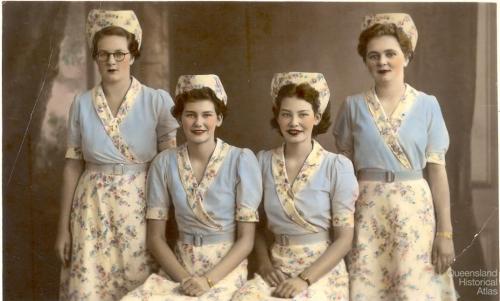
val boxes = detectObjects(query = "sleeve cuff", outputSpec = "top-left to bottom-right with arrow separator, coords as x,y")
65,147 -> 83,160
332,211 -> 354,228
146,207 -> 169,220
426,152 -> 446,165
235,205 -> 259,222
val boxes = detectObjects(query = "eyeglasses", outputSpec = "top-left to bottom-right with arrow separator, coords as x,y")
96,51 -> 130,62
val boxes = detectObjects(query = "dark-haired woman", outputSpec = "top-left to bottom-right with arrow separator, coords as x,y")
334,14 -> 457,300
121,74 -> 262,301
232,72 -> 358,301
55,9 -> 179,300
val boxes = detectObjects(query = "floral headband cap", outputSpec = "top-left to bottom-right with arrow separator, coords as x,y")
362,13 -> 418,51
86,9 -> 142,50
175,75 -> 228,105
270,72 -> 330,114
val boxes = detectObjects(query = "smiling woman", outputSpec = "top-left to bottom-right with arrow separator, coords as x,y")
121,74 -> 263,301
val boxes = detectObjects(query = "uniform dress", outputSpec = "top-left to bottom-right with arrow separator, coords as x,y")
333,84 -> 457,300
121,138 -> 262,301
59,77 -> 179,301
232,140 -> 359,301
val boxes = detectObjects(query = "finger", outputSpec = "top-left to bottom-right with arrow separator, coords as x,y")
64,243 -> 71,265
283,284 -> 294,298
270,272 -> 282,285
431,244 -> 437,266
437,256 -> 444,274
275,270 -> 288,282
273,283 -> 285,297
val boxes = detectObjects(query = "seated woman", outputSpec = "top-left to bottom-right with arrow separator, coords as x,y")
232,72 -> 358,301
121,74 -> 263,300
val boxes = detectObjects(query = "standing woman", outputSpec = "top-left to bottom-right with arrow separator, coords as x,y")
55,9 -> 179,300
334,14 -> 457,300
233,72 -> 358,301
121,74 -> 262,301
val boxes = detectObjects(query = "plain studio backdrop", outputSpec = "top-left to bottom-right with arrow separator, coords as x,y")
3,2 -> 498,300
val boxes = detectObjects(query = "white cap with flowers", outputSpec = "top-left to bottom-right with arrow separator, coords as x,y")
270,72 -> 330,114
86,9 -> 143,50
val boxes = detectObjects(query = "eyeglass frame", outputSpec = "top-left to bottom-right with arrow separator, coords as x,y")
95,51 -> 130,62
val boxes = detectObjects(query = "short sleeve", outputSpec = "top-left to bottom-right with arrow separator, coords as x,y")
333,98 -> 354,158
65,95 -> 83,160
426,97 -> 449,165
146,153 -> 171,220
331,155 -> 359,228
235,149 -> 263,222
156,90 -> 179,150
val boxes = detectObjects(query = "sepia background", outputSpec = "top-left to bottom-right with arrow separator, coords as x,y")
3,2 -> 498,300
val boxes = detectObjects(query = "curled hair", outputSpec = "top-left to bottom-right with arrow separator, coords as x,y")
357,23 -> 414,62
271,83 -> 331,137
172,87 -> 228,119
92,26 -> 140,59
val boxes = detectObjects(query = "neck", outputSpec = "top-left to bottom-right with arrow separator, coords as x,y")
187,138 -> 217,161
102,76 -> 132,99
374,76 -> 406,101
284,139 -> 313,160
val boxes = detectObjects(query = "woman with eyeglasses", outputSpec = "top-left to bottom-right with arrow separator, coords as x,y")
55,9 -> 179,300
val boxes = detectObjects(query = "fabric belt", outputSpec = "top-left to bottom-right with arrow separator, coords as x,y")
274,231 -> 330,246
357,168 -> 423,183
178,232 -> 235,247
86,162 -> 149,175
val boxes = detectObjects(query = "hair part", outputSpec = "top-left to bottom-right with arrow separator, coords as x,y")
92,26 -> 140,59
271,83 -> 331,137
357,23 -> 413,62
172,87 -> 228,120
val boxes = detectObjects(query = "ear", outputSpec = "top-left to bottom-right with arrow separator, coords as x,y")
216,114 -> 223,127
129,56 -> 135,66
404,58 -> 409,67
314,112 -> 322,126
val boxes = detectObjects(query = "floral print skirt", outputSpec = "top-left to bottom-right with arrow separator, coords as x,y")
232,241 -> 349,301
121,241 -> 248,301
348,179 -> 457,301
59,169 -> 156,301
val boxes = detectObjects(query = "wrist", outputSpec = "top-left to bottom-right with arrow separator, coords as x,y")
435,231 -> 453,240
298,272 -> 312,286
204,275 -> 214,288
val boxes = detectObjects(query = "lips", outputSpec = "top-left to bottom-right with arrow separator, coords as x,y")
377,70 -> 390,74
191,129 -> 206,135
287,129 -> 302,136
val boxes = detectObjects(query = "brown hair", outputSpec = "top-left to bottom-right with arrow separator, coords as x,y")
172,87 -> 228,119
271,83 -> 331,137
92,26 -> 140,59
357,23 -> 413,62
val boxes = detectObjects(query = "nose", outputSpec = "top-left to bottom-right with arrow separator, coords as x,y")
106,53 -> 117,64
194,115 -> 203,126
289,114 -> 299,126
377,55 -> 388,66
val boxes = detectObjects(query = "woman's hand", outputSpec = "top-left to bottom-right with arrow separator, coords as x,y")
432,236 -> 455,274
55,228 -> 71,267
180,276 -> 211,297
272,277 -> 308,298
258,265 -> 289,287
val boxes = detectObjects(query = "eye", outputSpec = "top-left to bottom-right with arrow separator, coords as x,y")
368,54 -> 379,60
299,113 -> 309,118
386,52 -> 396,58
280,112 -> 291,118
203,113 -> 214,118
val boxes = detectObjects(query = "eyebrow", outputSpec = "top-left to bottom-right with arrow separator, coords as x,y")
367,49 -> 397,55
280,109 -> 311,113
184,110 -> 215,114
